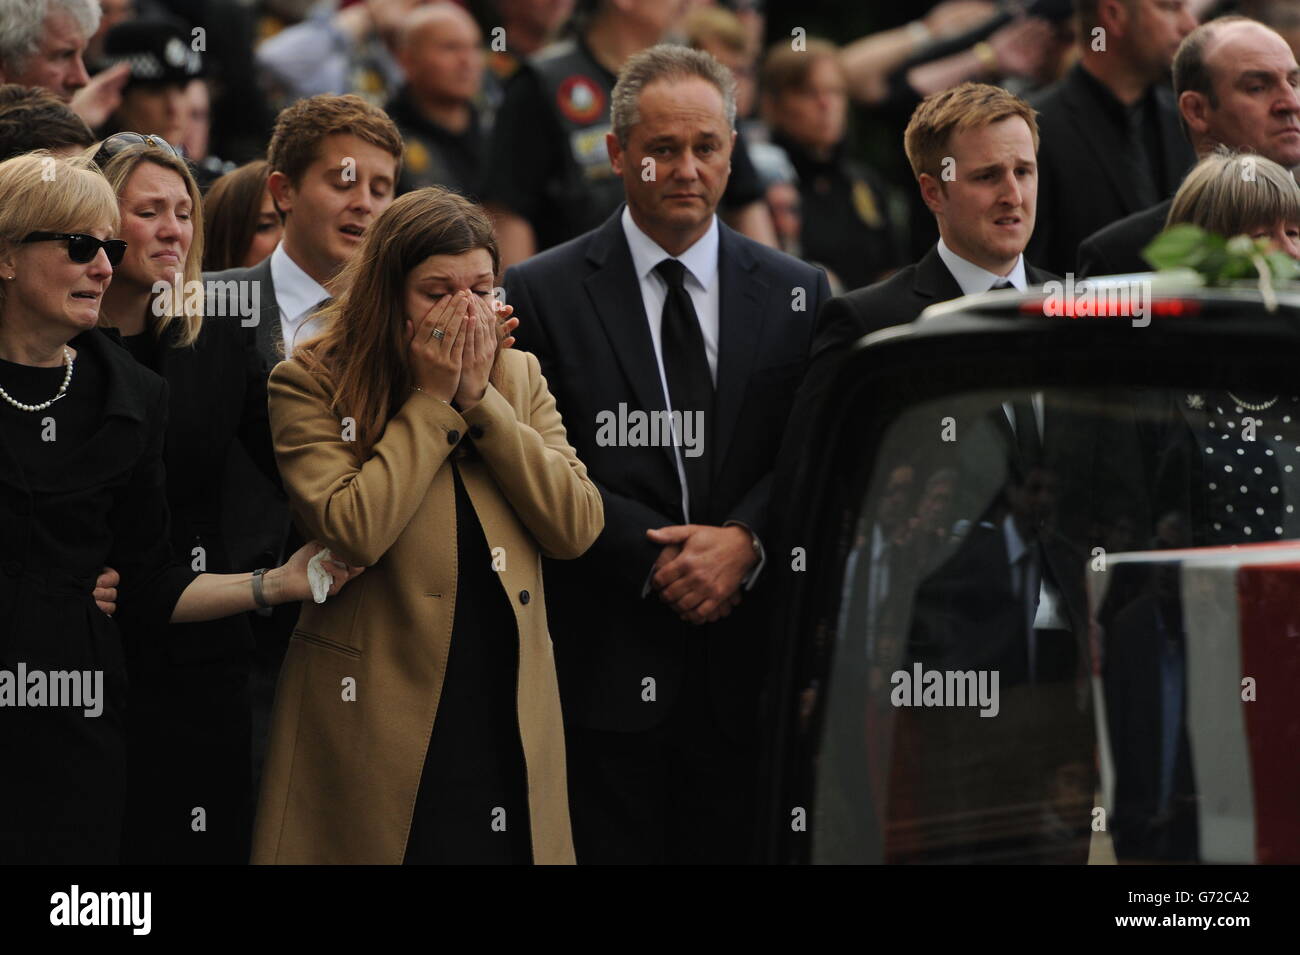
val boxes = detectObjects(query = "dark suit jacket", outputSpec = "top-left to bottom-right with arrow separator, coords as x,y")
106,315 -> 277,663
507,207 -> 831,737
811,245 -> 1057,361
784,247 -> 1055,489
1028,64 -> 1194,276
1077,199 -> 1174,278
203,257 -> 292,572
106,314 -> 273,865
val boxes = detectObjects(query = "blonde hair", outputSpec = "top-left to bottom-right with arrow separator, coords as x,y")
94,143 -> 205,346
904,82 -> 1040,182
0,151 -> 119,318
1166,148 -> 1300,238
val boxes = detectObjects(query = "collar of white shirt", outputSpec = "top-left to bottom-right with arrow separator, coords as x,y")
936,237 -> 1028,296
269,243 -> 330,356
621,205 -> 719,292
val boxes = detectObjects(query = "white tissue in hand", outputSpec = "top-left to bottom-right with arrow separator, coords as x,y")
306,548 -> 335,604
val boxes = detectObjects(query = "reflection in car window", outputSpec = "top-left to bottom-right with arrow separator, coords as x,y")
810,386 -> 1300,864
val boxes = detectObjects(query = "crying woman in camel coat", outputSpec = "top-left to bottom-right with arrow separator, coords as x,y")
252,188 -> 603,865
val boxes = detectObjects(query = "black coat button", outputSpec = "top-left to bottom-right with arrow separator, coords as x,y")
519,590 -> 530,605
2,560 -> 21,577
469,424 -> 484,439
447,429 -> 460,444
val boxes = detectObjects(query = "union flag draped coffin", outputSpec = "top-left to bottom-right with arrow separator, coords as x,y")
1089,542 -> 1300,863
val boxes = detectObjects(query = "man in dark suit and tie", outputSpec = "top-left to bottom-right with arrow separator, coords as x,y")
1077,16 -> 1300,277
1026,0 -> 1198,275
799,83 -> 1054,436
507,44 -> 830,864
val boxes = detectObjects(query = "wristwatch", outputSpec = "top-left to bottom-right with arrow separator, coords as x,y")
251,567 -> 271,609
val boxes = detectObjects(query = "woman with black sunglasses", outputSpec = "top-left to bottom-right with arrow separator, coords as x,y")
0,152 -> 363,865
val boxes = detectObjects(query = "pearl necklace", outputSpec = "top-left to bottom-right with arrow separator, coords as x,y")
1227,390 -> 1279,412
0,347 -> 74,412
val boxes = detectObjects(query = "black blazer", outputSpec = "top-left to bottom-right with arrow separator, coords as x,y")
108,314 -> 279,664
0,328 -> 197,863
203,257 -> 293,572
787,247 -> 1055,473
507,207 -> 831,737
1076,198 -> 1174,278
1028,64 -> 1194,276
810,245 -> 1057,360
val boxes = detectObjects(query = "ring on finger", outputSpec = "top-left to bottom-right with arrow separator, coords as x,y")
431,328 -> 445,341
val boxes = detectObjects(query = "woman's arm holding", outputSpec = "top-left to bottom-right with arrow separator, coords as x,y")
169,539 -> 359,622
459,348 -> 604,560
269,358 -> 464,567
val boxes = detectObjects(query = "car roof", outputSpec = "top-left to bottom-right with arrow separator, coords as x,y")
916,272 -> 1300,323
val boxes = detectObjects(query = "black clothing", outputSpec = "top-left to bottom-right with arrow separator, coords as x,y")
784,247 -> 1054,485
482,34 -> 764,253
1077,198 -> 1174,278
1103,592 -> 1199,861
507,207 -> 829,862
1151,391 -> 1300,547
1029,64 -> 1194,275
0,330 -> 196,863
773,132 -> 902,291
387,85 -> 485,197
655,258 -> 715,519
114,315 -> 275,865
404,463 -> 531,864
202,259 -> 298,810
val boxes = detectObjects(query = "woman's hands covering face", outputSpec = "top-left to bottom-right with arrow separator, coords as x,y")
405,290 -> 469,403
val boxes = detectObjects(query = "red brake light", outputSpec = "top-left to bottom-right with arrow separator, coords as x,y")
1018,298 -> 1203,318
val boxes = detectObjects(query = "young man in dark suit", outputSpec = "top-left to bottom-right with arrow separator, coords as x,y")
808,82 -> 1054,388
203,93 -> 403,798
1027,0 -> 1198,275
507,44 -> 830,864
1077,16 -> 1300,277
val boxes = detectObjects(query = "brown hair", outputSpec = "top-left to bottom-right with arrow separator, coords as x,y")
0,84 -> 95,161
94,142 -> 205,346
266,93 -> 404,189
1166,147 -> 1300,237
293,186 -> 500,458
760,38 -> 840,99
903,82 -> 1040,182
203,159 -> 272,271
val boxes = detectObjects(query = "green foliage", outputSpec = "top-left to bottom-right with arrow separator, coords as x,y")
1143,224 -> 1300,284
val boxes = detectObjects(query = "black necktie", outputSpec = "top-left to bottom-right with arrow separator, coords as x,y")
655,259 -> 713,522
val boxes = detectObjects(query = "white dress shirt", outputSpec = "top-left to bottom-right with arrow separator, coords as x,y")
935,236 -> 1029,297
620,208 -> 765,594
621,206 -> 720,522
270,243 -> 331,359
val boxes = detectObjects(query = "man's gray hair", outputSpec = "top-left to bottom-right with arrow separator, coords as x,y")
0,0 -> 100,75
611,44 -> 736,147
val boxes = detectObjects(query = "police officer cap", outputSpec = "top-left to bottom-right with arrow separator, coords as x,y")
103,18 -> 205,90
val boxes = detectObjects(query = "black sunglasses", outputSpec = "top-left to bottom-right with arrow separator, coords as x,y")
22,232 -> 127,267
92,132 -> 181,168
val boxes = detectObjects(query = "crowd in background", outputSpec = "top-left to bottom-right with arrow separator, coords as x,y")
7,0 -> 1295,290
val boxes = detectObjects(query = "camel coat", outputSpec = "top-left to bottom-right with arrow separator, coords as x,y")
251,349 -> 603,864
